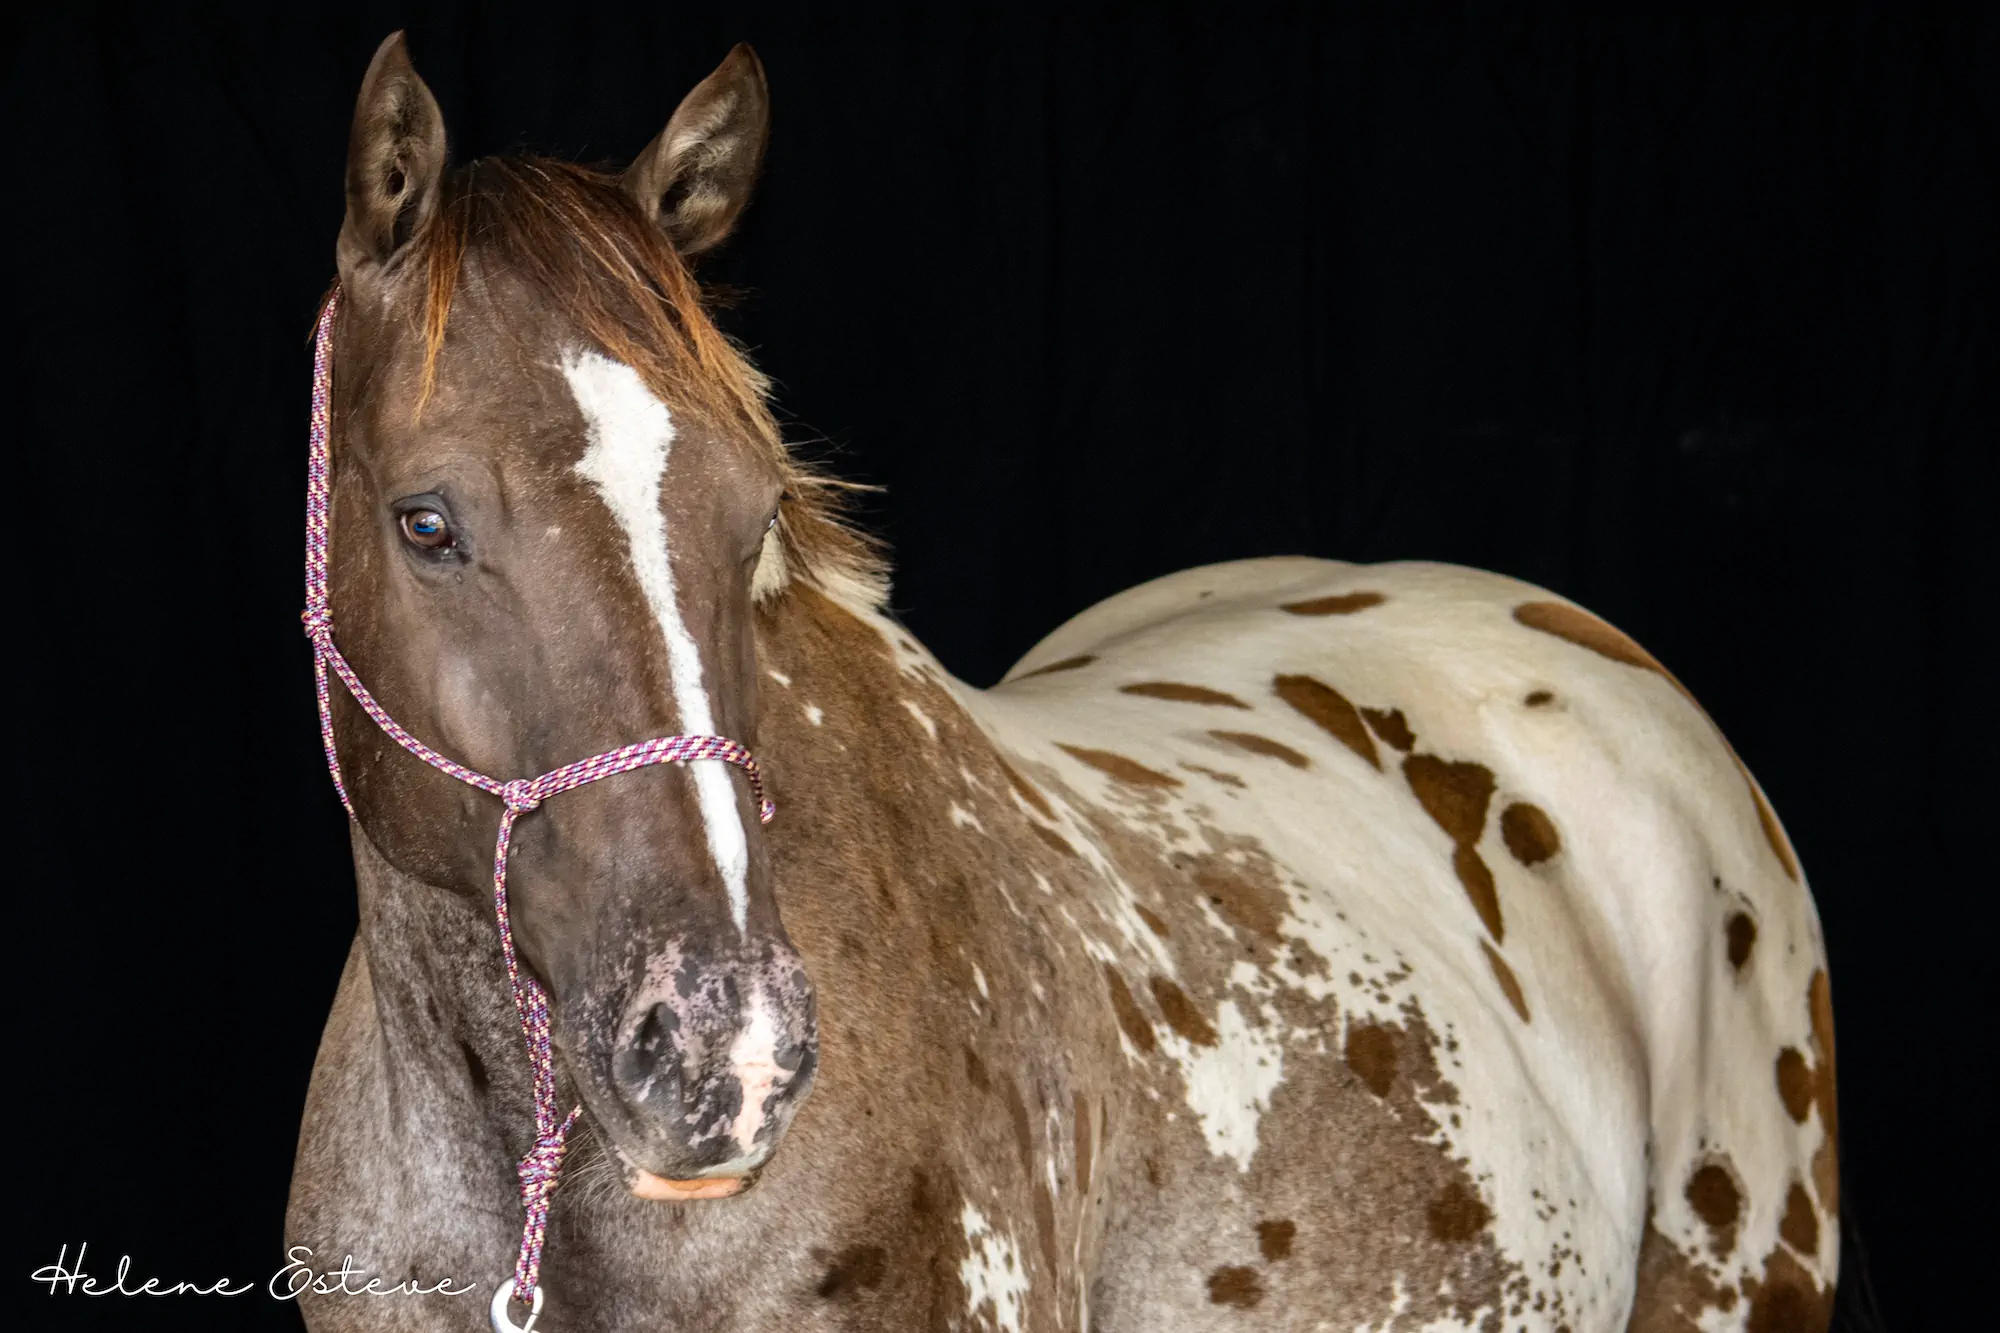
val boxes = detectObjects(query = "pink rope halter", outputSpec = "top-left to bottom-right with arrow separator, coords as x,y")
302,289 -> 775,1331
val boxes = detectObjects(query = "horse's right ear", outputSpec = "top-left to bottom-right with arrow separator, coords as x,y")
336,33 -> 447,283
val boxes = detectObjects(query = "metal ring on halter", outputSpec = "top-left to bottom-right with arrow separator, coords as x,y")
490,1276 -> 544,1333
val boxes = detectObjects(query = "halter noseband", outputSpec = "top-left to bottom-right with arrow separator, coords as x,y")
303,288 -> 774,1332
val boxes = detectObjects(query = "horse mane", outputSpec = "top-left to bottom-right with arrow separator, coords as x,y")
413,154 -> 887,612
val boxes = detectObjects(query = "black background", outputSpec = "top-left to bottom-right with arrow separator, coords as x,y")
7,4 -> 1990,1329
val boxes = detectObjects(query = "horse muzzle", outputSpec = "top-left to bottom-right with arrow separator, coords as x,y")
596,944 -> 819,1190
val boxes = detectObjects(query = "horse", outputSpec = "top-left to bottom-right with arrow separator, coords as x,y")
287,34 -> 1841,1333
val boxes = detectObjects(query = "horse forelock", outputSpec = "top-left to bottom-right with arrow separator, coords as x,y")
406,154 -> 886,615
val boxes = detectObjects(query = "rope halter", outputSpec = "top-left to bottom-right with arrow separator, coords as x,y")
303,288 -> 775,1333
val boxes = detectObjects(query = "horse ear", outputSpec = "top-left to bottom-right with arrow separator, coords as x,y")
621,44 -> 769,257
337,32 -> 447,281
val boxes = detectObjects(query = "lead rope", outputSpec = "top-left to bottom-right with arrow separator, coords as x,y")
302,289 -> 775,1332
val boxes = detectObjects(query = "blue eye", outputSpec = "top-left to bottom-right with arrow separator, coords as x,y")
400,509 -> 454,550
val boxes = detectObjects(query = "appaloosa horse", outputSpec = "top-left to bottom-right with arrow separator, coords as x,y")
288,34 -> 1841,1333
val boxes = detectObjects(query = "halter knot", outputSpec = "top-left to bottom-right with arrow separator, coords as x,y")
517,1131 -> 570,1198
301,603 -> 333,640
501,779 -> 543,813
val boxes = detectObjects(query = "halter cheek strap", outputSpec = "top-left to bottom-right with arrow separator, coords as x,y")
303,288 -> 774,1331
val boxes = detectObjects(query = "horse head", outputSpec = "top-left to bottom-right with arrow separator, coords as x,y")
323,34 -> 824,1197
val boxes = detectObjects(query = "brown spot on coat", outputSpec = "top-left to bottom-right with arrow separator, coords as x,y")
1103,967 -> 1155,1053
1454,846 -> 1505,941
1015,653 -> 1096,679
1812,1127 -> 1840,1220
1808,970 -> 1836,1072
1807,969 -> 1840,1213
1057,743 -> 1181,788
1499,802 -> 1561,865
1426,1180 -> 1493,1243
1514,601 -> 1801,882
1207,729 -> 1311,768
1256,1219 -> 1296,1261
995,756 -> 1055,819
1361,706 -> 1416,751
1405,754 -> 1504,939
1524,689 -> 1555,706
1119,680 -> 1250,708
1272,674 -> 1380,768
1779,1181 -> 1819,1256
1344,1022 -> 1399,1097
1004,1080 -> 1034,1175
1207,1266 -> 1264,1308
1194,867 -> 1285,942
1403,754 -> 1496,846
1150,975 -> 1218,1047
1280,590 -> 1385,616
1743,1245 -> 1832,1333
815,1244 -> 887,1298
1685,1161 -> 1742,1255
1181,762 -> 1246,788
1033,1181 -> 1060,1276
1514,600 -> 1667,673
1073,1094 -> 1093,1191
1030,823 -> 1080,860
1726,912 -> 1757,971
1775,1047 -> 1813,1123
1480,941 -> 1530,1022
1134,903 -> 1170,937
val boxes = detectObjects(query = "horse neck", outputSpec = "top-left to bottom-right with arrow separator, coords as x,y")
752,583 -> 980,802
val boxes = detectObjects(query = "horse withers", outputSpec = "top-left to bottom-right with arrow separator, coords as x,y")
288,34 -> 1841,1333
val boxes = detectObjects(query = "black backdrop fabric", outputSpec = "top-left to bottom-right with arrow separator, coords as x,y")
5,5 -> 1989,1328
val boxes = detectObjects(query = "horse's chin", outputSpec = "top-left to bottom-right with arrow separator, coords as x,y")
609,1139 -> 769,1202
572,1095 -> 777,1202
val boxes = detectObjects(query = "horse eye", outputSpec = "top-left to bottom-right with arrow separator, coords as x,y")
399,509 -> 454,550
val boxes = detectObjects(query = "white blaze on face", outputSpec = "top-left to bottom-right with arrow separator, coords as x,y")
564,351 -> 752,933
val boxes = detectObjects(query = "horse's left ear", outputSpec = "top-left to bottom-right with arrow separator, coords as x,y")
622,44 -> 770,257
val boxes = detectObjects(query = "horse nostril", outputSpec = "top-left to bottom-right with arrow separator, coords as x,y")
634,1004 -> 673,1059
774,1029 -> 816,1078
615,1002 -> 687,1103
